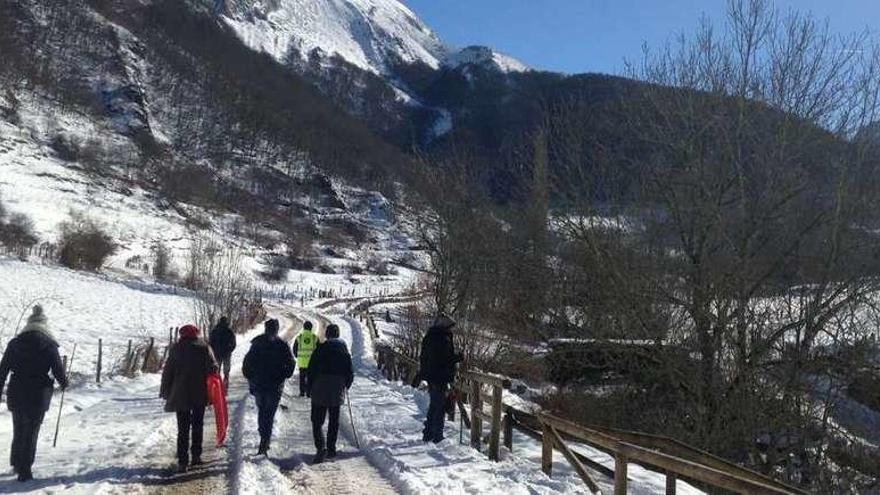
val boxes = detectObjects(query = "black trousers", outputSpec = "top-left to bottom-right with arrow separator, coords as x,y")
423,382 -> 448,443
253,390 -> 282,444
176,407 -> 205,465
311,404 -> 340,453
299,368 -> 310,397
10,409 -> 45,473
218,354 -> 232,387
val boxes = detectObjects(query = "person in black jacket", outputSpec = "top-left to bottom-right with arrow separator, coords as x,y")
0,305 -> 68,482
308,324 -> 353,463
208,316 -> 236,387
242,318 -> 294,455
418,314 -> 461,443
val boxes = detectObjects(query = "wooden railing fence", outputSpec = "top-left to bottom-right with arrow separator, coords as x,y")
360,311 -> 805,495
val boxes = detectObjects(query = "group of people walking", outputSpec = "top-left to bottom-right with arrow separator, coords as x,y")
0,305 -> 461,482
165,316 -> 354,471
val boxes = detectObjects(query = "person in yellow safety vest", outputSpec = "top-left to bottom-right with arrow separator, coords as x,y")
292,321 -> 318,397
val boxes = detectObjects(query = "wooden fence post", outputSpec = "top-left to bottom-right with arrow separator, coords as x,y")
470,380 -> 482,450
541,419 -> 553,477
96,338 -> 102,383
665,472 -> 677,495
125,339 -> 133,374
388,353 -> 397,381
142,337 -> 155,372
503,407 -> 513,452
614,452 -> 628,495
488,384 -> 503,461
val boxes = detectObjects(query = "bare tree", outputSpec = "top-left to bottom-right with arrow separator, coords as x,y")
548,1 -> 880,488
187,235 -> 259,333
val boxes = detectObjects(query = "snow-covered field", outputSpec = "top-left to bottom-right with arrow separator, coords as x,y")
0,260 -> 197,493
0,259 -> 194,376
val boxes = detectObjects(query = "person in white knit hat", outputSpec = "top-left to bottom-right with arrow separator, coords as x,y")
0,305 -> 68,482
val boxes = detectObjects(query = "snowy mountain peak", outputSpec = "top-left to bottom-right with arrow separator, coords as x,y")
218,0 -> 448,75
445,45 -> 529,73
218,0 -> 528,77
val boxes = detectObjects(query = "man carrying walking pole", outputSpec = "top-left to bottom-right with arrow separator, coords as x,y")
0,305 -> 68,482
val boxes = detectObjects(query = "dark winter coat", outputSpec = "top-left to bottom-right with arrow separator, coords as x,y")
242,334 -> 295,394
418,325 -> 461,385
209,321 -> 236,359
160,337 -> 217,412
0,330 -> 68,414
308,339 -> 354,408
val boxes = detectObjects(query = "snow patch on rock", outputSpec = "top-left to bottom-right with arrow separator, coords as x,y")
445,45 -> 530,73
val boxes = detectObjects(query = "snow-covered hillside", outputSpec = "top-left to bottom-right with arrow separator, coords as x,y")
222,0 -> 445,74
220,0 -> 527,77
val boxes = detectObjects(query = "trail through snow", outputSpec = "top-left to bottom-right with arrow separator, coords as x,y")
0,307 -> 403,494
0,295 -> 700,494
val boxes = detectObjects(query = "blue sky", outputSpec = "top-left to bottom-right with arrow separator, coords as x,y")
404,0 -> 880,75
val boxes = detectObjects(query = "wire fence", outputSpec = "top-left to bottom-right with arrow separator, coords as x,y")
0,242 -> 57,263
59,301 -> 268,383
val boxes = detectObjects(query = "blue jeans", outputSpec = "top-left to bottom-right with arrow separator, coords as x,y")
423,382 -> 448,443
253,390 -> 282,443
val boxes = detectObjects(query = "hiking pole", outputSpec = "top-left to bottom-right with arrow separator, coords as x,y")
53,342 -> 76,447
345,388 -> 361,449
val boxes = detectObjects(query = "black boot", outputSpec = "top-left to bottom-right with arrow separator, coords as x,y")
327,447 -> 337,459
16,468 -> 32,482
257,438 -> 269,455
313,450 -> 326,464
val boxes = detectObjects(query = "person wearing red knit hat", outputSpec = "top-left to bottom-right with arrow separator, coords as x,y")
160,324 -> 217,473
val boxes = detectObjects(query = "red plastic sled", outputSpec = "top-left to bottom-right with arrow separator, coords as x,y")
206,372 -> 228,446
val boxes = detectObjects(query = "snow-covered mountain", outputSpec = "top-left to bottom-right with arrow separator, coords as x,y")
219,0 -> 445,74
217,0 -> 527,77
445,45 -> 529,73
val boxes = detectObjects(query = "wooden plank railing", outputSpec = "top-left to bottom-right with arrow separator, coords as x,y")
360,311 -> 804,495
538,412 -> 805,495
456,368 -> 510,461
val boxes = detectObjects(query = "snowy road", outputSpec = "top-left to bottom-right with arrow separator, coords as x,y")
0,308 -> 404,494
